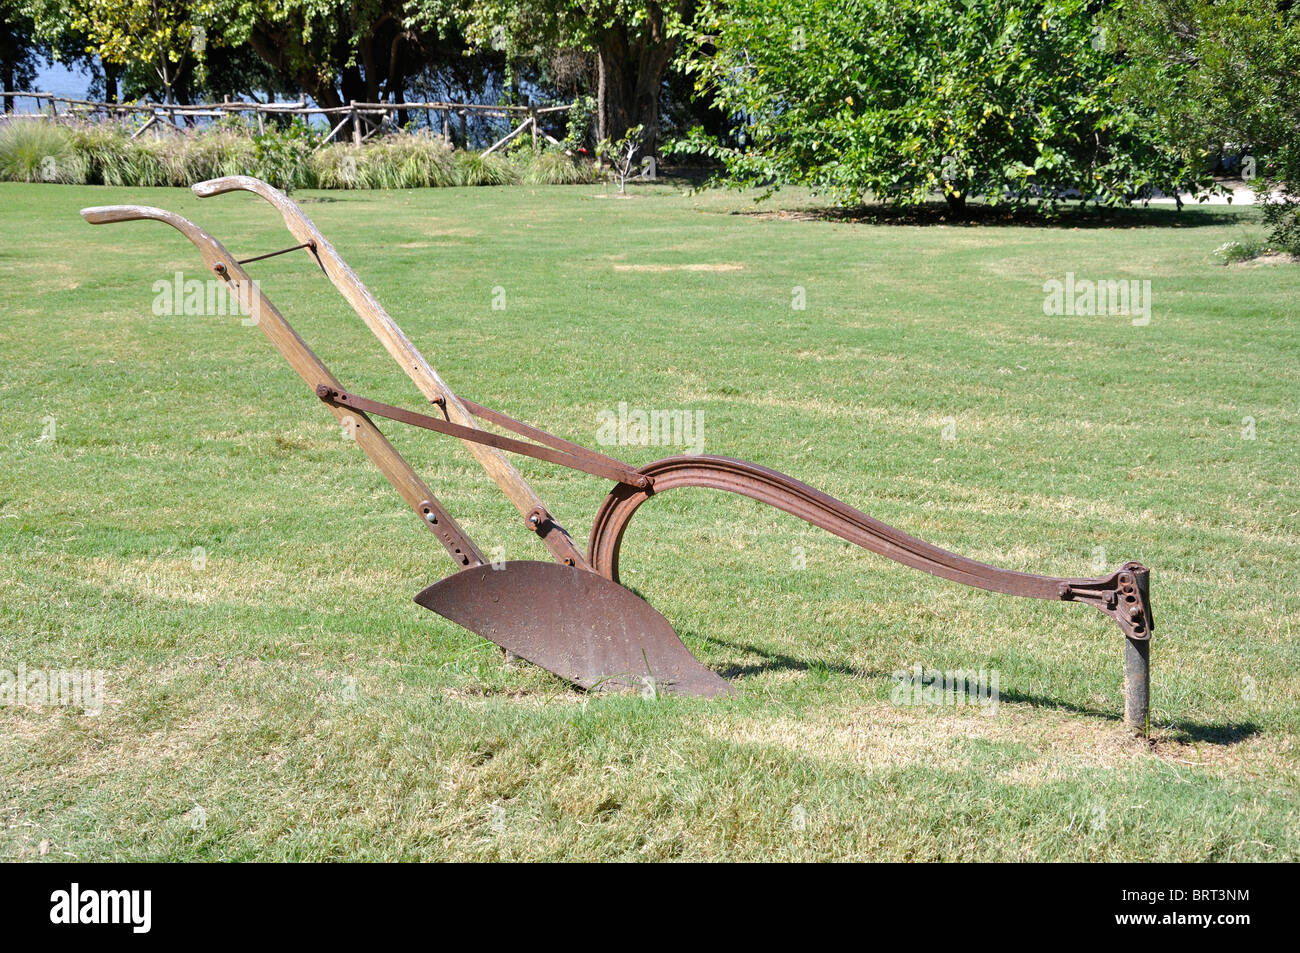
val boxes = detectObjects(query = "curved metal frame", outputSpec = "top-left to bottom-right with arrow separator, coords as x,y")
589,455 -> 1152,640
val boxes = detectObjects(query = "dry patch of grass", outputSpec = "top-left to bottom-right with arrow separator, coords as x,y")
705,701 -> 1285,781
612,263 -> 745,272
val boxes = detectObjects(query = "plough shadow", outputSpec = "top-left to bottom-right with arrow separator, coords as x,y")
701,634 -> 1260,747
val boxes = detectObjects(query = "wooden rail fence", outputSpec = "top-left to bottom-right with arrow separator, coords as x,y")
0,92 -> 574,152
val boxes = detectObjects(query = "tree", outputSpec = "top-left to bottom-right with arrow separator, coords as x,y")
597,122 -> 644,191
451,0 -> 696,155
1,0 -> 44,110
209,0 -> 464,129
676,0 -> 1208,212
58,0 -> 212,104
29,1 -> 141,103
1113,0 -> 1300,251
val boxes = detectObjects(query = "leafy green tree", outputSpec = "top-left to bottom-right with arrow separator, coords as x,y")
449,0 -> 696,155
209,0 -> 469,126
58,0 -> 213,104
1,0 -> 44,109
1113,0 -> 1300,250
676,0 -> 1207,212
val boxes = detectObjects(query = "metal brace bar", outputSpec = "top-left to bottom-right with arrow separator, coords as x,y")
238,240 -> 318,265
317,386 -> 650,489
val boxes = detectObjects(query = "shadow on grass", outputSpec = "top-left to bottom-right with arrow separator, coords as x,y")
732,199 -> 1251,230
1160,720 -> 1262,746
699,634 -> 886,681
703,636 -> 1262,747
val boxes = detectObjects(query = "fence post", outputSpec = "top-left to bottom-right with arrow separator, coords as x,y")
351,102 -> 361,147
529,105 -> 538,151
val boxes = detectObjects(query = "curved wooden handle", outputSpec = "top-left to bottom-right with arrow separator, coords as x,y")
82,205 -> 158,225
82,205 -> 230,275
80,202 -> 485,569
192,176 -> 589,569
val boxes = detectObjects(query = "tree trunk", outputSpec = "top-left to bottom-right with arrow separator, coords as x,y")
104,64 -> 119,105
341,65 -> 368,141
596,19 -> 676,157
596,53 -> 607,145
247,24 -> 343,117
359,35 -> 380,103
388,33 -> 409,127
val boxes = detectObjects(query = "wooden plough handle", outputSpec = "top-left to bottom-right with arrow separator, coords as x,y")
80,204 -> 485,570
191,176 -> 589,569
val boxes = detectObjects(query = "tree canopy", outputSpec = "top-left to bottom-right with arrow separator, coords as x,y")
676,0 -> 1211,211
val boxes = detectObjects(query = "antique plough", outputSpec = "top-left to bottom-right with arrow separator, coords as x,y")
81,177 -> 1154,726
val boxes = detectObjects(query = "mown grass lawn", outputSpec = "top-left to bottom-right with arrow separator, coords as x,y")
1,179 -> 1296,861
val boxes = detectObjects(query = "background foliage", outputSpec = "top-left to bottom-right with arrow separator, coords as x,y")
674,0 -> 1211,212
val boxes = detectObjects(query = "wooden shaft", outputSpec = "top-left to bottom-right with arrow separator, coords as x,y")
192,176 -> 589,568
80,204 -> 485,569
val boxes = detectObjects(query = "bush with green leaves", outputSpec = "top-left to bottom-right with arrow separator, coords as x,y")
675,0 -> 1208,212
1115,0 -> 1300,254
1261,202 -> 1300,257
563,96 -> 597,153
251,120 -> 318,191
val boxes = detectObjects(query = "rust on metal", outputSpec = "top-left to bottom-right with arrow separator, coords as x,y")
414,561 -> 732,697
237,240 -> 317,265
416,499 -> 477,567
587,454 -> 1152,646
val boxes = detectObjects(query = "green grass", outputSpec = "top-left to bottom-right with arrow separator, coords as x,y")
1,180 -> 1297,861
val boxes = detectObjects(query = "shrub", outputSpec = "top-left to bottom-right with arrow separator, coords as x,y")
312,143 -> 361,189
523,150 -> 594,185
1212,234 -> 1272,264
359,134 -> 456,188
251,120 -> 317,191
453,150 -> 520,186
0,120 -> 86,183
185,130 -> 257,182
1117,1 -> 1300,254
311,134 -> 456,188
677,0 -> 1206,212
0,119 -> 594,191
1260,200 -> 1300,257
66,123 -> 130,185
